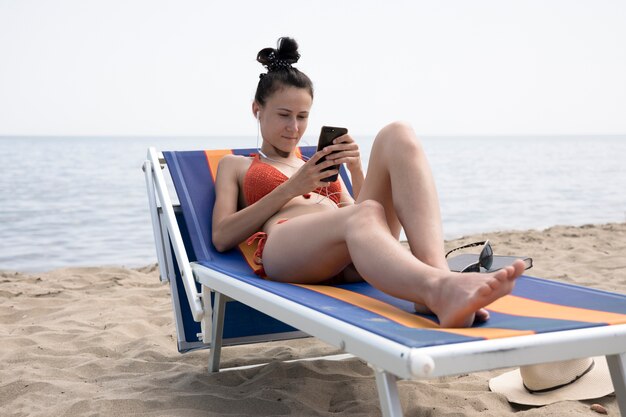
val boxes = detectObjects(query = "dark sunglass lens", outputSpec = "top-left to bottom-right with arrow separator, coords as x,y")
479,242 -> 494,270
461,262 -> 480,273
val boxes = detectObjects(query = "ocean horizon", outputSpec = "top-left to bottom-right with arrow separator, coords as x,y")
1,134 -> 625,272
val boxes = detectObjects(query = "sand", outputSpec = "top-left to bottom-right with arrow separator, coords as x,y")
1,223 -> 625,416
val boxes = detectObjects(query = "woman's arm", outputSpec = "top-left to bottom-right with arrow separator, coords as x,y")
212,156 -> 294,252
338,176 -> 355,206
348,165 -> 364,200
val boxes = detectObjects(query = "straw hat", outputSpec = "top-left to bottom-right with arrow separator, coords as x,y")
489,357 -> 614,406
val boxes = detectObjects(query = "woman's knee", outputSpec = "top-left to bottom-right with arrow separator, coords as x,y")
373,121 -> 423,156
381,120 -> 415,135
346,200 -> 386,231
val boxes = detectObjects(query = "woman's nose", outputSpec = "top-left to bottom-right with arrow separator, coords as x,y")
287,117 -> 298,132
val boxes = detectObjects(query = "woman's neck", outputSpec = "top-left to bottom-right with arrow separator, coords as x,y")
259,143 -> 302,168
261,143 -> 295,159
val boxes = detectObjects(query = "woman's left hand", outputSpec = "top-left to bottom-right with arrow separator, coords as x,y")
325,133 -> 363,176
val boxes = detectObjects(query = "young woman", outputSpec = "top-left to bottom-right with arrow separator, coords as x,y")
212,37 -> 525,328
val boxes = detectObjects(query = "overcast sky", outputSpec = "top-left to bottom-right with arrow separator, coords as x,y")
1,0 -> 625,137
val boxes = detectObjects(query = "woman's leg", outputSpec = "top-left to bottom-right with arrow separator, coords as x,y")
357,121 -> 447,268
357,122 -> 489,317
261,200 -> 524,327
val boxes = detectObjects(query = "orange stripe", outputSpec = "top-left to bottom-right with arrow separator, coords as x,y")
487,295 -> 626,325
204,149 -> 232,182
296,285 -> 534,339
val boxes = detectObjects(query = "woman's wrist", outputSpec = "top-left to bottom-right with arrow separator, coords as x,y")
275,180 -> 299,202
349,164 -> 364,181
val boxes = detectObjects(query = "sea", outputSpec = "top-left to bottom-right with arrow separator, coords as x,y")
1,135 -> 625,272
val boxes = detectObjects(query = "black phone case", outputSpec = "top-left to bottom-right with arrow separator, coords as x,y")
316,126 -> 347,182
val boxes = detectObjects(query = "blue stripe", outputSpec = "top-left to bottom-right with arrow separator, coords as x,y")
164,152 -> 211,261
514,275 -> 626,315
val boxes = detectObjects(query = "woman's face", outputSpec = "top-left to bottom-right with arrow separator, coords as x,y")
256,86 -> 312,154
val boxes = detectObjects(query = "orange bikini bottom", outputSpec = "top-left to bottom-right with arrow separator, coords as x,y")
245,219 -> 289,277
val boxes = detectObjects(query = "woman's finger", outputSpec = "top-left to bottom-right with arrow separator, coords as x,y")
323,141 -> 358,153
330,157 -> 359,165
314,158 -> 339,171
308,146 -> 336,164
332,133 -> 354,144
327,150 -> 360,161
314,170 -> 339,183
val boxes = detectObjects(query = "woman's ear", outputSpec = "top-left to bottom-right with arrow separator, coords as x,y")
252,102 -> 261,120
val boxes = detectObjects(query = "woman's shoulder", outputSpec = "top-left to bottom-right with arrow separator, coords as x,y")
216,153 -> 254,180
218,153 -> 253,168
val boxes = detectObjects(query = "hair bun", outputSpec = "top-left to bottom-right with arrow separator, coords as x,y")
257,37 -> 301,72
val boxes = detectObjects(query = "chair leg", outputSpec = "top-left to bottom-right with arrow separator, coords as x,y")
607,353 -> 626,416
208,292 -> 226,373
373,368 -> 403,417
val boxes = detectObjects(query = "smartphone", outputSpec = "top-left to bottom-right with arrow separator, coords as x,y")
316,126 -> 348,182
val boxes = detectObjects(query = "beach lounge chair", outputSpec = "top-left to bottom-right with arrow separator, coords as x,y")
143,146 -> 626,417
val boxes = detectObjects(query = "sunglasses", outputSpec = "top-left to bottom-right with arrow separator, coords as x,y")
445,240 -> 493,273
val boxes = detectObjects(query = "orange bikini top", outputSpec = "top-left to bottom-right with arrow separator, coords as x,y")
243,154 -> 342,206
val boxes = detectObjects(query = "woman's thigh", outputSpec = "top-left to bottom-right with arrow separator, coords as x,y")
261,207 -> 354,283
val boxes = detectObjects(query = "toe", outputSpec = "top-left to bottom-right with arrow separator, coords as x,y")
475,308 -> 490,322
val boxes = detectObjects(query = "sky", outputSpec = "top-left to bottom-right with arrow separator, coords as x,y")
1,0 -> 625,137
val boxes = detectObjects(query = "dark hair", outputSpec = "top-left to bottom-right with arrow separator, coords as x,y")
254,37 -> 314,106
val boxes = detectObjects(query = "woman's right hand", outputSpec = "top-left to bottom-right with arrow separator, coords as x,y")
284,148 -> 340,196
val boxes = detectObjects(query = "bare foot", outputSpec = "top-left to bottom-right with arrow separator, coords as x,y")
427,260 -> 525,328
414,303 -> 490,322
